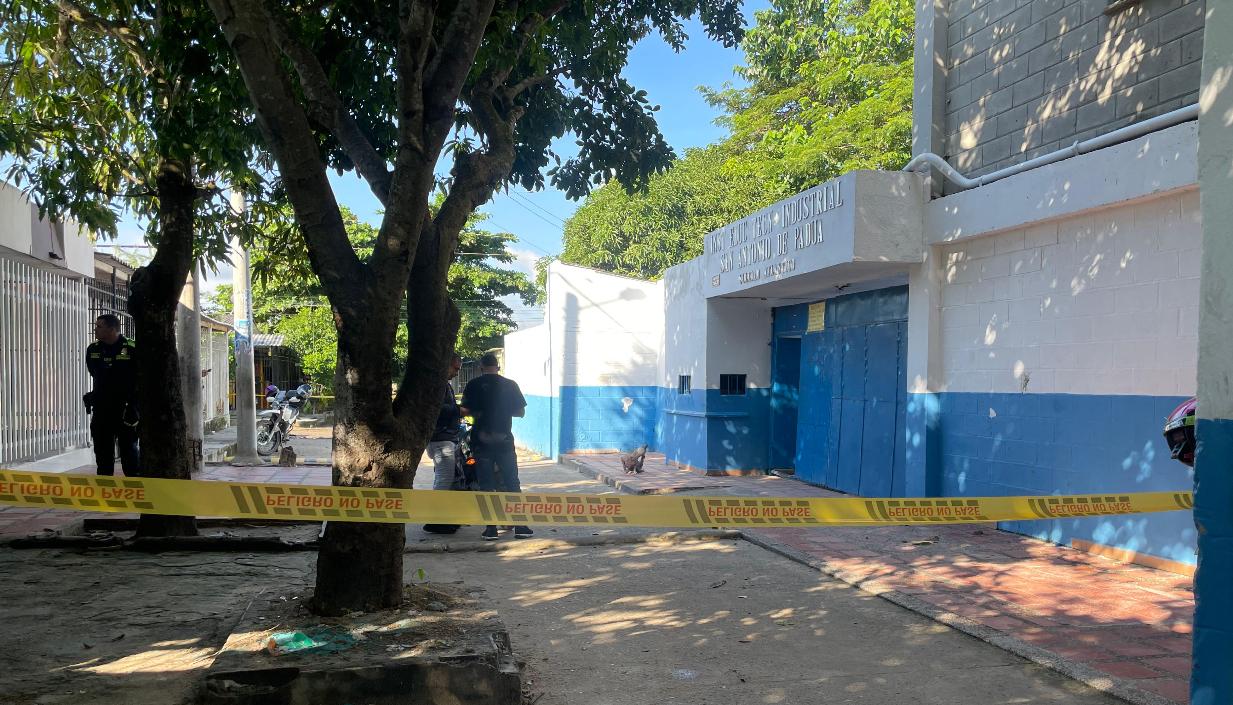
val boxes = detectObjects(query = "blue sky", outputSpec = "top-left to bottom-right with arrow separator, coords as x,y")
93,5 -> 770,326
113,6 -> 766,260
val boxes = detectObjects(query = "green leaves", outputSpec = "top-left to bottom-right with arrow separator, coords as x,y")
562,0 -> 914,278
232,207 -> 536,390
561,143 -> 787,278
0,0 -> 267,260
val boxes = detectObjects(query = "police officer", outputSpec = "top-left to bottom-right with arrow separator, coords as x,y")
84,314 -> 139,476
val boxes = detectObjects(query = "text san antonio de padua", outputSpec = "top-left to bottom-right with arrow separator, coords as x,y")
708,178 -> 843,290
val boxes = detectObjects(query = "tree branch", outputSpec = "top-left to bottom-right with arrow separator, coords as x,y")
56,0 -> 153,75
421,0 -> 497,149
494,0 -> 569,87
206,0 -> 366,310
264,2 -> 394,207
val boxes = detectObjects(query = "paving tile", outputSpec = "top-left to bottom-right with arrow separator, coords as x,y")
1136,677 -> 1191,703
1093,660 -> 1166,679
1141,656 -> 1192,677
566,452 -> 1197,701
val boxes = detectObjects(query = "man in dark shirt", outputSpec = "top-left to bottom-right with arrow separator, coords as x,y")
84,314 -> 139,476
460,352 -> 529,540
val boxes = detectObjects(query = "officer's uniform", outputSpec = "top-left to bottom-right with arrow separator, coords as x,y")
85,336 -> 139,475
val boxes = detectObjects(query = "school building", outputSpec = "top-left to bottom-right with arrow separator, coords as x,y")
508,0 -> 1205,567
507,2 -> 1231,698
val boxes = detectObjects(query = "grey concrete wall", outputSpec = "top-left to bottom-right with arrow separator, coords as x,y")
943,0 -> 1205,181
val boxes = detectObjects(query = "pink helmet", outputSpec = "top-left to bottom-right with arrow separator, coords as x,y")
1163,397 -> 1197,466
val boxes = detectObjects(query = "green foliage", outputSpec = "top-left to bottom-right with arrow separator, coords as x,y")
560,144 -> 787,278
449,215 -> 540,357
708,0 -> 915,192
560,0 -> 914,278
208,209 -> 536,391
0,1 -> 268,261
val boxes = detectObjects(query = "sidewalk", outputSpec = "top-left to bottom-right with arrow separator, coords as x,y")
565,452 -> 1194,705
0,427 -> 279,538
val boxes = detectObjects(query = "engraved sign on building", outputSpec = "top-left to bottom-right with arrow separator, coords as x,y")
704,171 -> 925,298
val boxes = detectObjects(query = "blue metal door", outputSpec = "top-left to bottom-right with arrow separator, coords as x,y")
769,336 -> 802,470
793,288 -> 908,495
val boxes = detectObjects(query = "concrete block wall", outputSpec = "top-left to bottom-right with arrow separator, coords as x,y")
931,189 -> 1200,563
944,0 -> 1204,180
938,188 -> 1201,394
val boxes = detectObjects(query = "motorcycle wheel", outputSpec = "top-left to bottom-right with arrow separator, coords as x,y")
256,423 -> 281,456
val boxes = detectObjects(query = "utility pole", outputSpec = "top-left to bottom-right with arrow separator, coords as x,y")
229,189 -> 260,464
176,261 -> 204,472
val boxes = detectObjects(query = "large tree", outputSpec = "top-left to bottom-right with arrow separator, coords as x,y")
205,0 -> 744,613
0,1 -> 266,536
561,0 -> 914,278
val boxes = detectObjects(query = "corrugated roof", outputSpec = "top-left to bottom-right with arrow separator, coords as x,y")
251,333 -> 286,347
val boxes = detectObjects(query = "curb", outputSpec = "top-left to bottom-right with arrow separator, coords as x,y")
568,458 -> 1178,705
566,457 -> 729,495
0,517 -> 85,547
738,531 -> 1176,705
406,529 -> 742,554
206,457 -> 333,467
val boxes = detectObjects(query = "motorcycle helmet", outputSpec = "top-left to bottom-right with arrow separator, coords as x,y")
1163,397 -> 1197,467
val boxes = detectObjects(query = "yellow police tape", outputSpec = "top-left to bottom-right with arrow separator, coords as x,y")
0,469 -> 1195,528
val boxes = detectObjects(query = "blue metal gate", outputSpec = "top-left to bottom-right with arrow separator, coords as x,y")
784,287 -> 908,495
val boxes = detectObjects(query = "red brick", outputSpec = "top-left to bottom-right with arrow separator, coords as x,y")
1051,645 -> 1118,662
1093,661 -> 1166,679
1142,656 -> 1192,678
977,615 -> 1032,631
1136,677 -> 1190,704
1104,641 -> 1172,658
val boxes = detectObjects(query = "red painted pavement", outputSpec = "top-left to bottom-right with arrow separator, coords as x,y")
568,452 -> 1194,704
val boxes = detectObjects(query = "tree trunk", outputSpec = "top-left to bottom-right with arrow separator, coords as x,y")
312,315 -> 420,615
127,159 -> 199,538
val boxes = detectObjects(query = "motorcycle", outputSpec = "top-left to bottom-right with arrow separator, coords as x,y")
256,384 -> 311,456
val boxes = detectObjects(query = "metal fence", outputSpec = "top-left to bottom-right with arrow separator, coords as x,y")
87,272 -> 134,338
0,254 -> 92,463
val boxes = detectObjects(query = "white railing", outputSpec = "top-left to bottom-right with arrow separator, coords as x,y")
202,329 -> 231,429
0,253 -> 92,463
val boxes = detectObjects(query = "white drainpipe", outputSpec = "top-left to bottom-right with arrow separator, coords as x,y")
903,103 -> 1199,191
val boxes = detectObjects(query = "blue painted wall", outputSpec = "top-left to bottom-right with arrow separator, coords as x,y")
559,385 -> 659,453
658,387 -> 771,472
514,394 -> 557,457
658,387 -> 709,470
925,391 -> 1197,564
1191,417 -> 1233,704
513,386 -> 659,458
706,388 -> 771,472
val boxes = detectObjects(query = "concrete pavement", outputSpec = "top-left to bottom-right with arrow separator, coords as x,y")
567,452 -> 1194,705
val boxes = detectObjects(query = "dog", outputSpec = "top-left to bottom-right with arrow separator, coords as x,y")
621,444 -> 648,474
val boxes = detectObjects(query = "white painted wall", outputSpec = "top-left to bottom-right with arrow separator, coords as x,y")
0,182 -> 93,278
544,262 -> 663,388
925,121 -> 1198,246
1197,7 -> 1233,420
706,298 -> 772,389
504,323 -> 553,398
938,190 -> 1201,396
662,257 -> 708,390
504,261 -> 665,394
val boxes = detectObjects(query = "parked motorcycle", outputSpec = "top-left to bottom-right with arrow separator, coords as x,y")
256,384 -> 311,456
